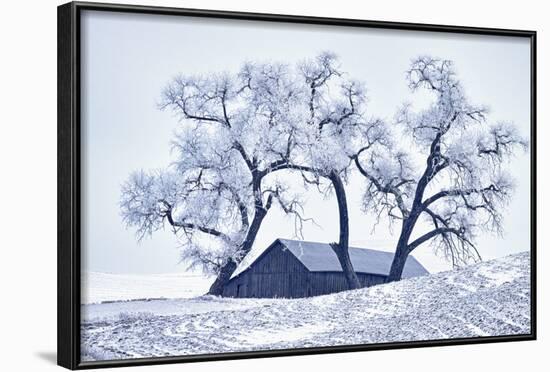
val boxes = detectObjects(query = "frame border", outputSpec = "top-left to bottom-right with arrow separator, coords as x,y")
57,2 -> 537,370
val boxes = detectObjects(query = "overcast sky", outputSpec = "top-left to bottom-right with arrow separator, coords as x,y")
80,10 -> 531,276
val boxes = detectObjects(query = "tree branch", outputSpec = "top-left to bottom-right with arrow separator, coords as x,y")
422,184 -> 499,209
407,227 -> 464,252
161,200 -> 231,242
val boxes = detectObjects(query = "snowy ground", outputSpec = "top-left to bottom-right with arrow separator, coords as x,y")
81,252 -> 531,362
81,272 -> 211,304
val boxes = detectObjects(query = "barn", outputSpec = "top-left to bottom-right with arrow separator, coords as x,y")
222,239 -> 429,298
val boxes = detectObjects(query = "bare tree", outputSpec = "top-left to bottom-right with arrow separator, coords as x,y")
121,61 -> 307,295
284,53 -> 387,289
120,53 -> 381,294
353,56 -> 527,282
251,53 -> 388,289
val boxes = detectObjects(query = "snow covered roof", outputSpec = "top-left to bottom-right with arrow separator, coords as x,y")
279,239 -> 428,278
232,238 -> 429,279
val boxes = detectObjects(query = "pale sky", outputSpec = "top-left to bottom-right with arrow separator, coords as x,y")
80,10 -> 531,275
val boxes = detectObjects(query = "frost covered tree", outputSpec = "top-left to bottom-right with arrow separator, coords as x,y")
279,52 -> 387,289
120,53 -> 382,294
353,56 -> 527,282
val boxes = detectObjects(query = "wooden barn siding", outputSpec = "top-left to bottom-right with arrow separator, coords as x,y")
222,242 -> 310,298
223,242 -> 388,298
306,272 -> 386,297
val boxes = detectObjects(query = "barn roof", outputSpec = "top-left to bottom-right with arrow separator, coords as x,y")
232,239 -> 428,279
278,239 -> 428,278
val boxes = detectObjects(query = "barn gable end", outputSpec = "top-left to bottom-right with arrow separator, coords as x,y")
222,240 -> 310,298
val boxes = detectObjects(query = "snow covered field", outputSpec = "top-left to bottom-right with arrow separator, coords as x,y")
81,252 -> 531,362
81,272 -> 212,304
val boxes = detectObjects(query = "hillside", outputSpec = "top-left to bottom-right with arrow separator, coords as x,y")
81,252 -> 531,361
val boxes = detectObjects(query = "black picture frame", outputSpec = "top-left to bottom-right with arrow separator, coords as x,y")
57,1 -> 537,370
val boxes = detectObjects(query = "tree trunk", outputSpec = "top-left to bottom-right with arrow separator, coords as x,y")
207,206 -> 268,295
386,243 -> 409,283
207,260 -> 237,296
329,171 -> 361,290
386,216 -> 417,283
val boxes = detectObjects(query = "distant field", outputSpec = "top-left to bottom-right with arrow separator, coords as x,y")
81,271 -> 212,304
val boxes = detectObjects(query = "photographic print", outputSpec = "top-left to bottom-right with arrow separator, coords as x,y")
58,2 -> 535,369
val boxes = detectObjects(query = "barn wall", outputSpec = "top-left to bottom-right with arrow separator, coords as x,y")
223,241 -> 388,298
359,273 -> 387,287
306,272 -> 386,297
222,242 -> 309,298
